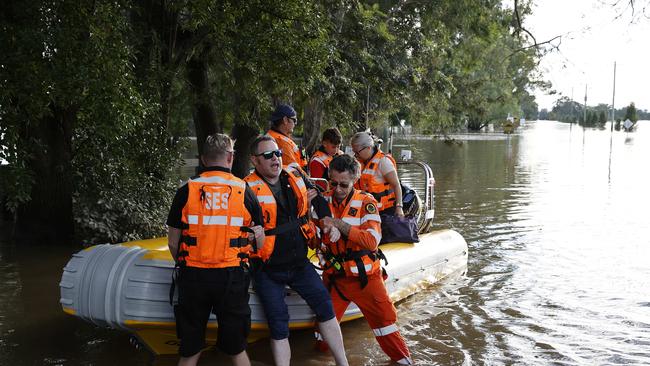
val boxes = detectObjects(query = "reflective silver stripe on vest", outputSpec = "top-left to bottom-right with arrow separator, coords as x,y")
350,200 -> 363,208
294,176 -> 306,189
189,176 -> 245,187
367,228 -> 381,244
372,323 -> 399,337
257,195 -> 275,204
342,217 -> 361,226
361,214 -> 381,224
187,215 -> 244,226
350,262 -> 373,274
246,179 -> 264,187
287,162 -> 302,170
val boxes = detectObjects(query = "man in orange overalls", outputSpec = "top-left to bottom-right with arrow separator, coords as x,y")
318,154 -> 413,365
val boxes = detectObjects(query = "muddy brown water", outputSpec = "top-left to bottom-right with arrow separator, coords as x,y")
1,120 -> 649,365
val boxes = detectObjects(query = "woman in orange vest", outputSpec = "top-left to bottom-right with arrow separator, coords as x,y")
309,127 -> 344,191
318,154 -> 413,365
266,104 -> 308,172
350,132 -> 404,217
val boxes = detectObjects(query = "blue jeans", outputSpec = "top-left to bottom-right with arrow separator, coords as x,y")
253,263 -> 335,340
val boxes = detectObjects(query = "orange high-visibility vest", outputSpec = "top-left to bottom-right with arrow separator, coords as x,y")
179,170 -> 252,268
244,168 -> 316,261
323,190 -> 382,281
355,149 -> 397,211
266,129 -> 308,172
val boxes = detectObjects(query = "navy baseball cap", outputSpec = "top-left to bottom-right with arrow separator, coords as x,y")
270,104 -> 297,122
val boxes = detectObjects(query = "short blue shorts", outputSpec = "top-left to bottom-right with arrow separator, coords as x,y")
253,263 -> 335,340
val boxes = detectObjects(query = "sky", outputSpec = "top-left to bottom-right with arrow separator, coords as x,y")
526,0 -> 650,110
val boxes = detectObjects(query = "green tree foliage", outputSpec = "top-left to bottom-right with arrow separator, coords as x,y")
548,97 -> 648,126
1,0 -> 544,243
624,102 -> 638,122
1,1 -> 184,243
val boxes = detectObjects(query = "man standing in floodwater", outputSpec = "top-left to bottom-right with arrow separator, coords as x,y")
245,135 -> 349,366
166,133 -> 265,366
319,154 -> 413,365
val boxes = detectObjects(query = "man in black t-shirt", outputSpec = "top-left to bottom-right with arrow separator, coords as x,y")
166,133 -> 264,366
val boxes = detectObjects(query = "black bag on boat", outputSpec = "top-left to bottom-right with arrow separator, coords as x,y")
379,214 -> 419,244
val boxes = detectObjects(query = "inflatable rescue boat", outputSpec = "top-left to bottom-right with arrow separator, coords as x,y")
59,160 -> 468,355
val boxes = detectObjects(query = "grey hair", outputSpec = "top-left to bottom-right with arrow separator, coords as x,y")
202,133 -> 233,161
350,131 -> 374,148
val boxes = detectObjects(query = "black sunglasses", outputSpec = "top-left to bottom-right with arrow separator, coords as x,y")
330,180 -> 352,189
256,149 -> 282,160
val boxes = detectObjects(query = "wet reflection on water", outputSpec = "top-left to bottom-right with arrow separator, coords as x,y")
1,121 -> 650,365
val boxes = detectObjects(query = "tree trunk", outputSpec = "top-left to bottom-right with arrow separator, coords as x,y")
14,104 -> 75,244
303,96 -> 325,155
187,43 -> 220,155
231,122 -> 258,179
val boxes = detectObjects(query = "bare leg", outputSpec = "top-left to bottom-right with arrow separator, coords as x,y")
230,350 -> 251,366
318,318 -> 349,366
270,338 -> 291,366
178,352 -> 200,366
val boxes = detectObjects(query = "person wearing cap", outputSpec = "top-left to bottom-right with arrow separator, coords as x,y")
266,104 -> 308,172
309,127 -> 344,191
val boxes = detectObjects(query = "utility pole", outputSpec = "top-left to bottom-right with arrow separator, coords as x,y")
611,61 -> 617,132
583,84 -> 588,127
366,84 -> 370,128
570,87 -> 574,131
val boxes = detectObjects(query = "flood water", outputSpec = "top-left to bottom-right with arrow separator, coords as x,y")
1,120 -> 650,365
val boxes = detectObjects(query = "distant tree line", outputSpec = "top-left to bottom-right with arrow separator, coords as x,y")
1,0 -> 542,244
538,98 -> 647,126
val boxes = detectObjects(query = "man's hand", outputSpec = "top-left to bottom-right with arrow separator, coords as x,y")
321,216 -> 351,237
395,206 -> 405,217
321,216 -> 335,232
328,226 -> 341,242
249,225 -> 266,250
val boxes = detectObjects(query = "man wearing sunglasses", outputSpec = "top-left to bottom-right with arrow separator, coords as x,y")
317,154 -> 413,365
244,135 -> 348,366
266,104 -> 309,173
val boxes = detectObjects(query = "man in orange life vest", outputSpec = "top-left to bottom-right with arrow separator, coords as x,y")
166,133 -> 265,366
350,132 -> 404,217
266,104 -> 308,172
319,154 -> 413,365
245,135 -> 349,366
309,127 -> 344,191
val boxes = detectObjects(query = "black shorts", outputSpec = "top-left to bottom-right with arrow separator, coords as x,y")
175,266 -> 251,357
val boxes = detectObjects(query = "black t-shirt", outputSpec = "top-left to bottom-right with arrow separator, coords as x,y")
166,166 -> 264,229
256,170 -> 331,271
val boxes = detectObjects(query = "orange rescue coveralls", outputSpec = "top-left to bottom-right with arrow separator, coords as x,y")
321,189 -> 412,365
